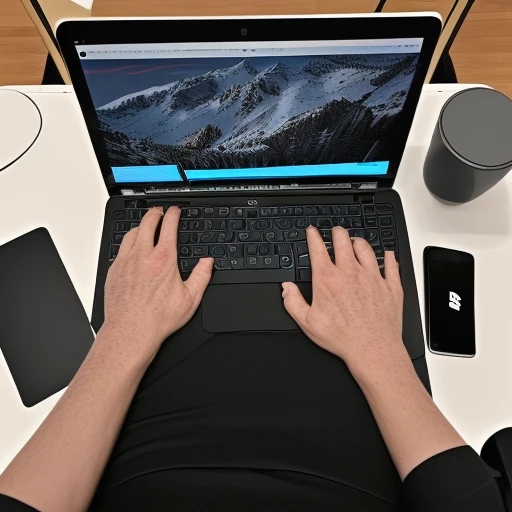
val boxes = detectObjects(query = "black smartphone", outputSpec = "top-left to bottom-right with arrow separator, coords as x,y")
423,246 -> 475,357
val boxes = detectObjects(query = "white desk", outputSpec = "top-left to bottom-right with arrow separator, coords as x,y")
0,84 -> 511,473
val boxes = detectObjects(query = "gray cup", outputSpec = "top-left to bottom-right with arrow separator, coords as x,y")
423,88 -> 512,204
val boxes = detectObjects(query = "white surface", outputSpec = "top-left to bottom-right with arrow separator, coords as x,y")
0,90 -> 42,171
71,0 -> 94,9
0,84 -> 511,474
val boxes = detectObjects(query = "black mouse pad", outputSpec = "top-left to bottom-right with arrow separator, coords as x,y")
202,283 -> 312,333
0,228 -> 94,407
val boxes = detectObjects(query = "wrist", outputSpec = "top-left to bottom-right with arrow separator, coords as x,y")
347,341 -> 415,387
95,323 -> 162,371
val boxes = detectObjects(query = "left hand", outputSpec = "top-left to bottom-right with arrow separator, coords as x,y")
102,206 -> 213,362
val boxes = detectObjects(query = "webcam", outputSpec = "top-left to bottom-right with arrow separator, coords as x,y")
79,51 -> 87,57
241,28 -> 248,36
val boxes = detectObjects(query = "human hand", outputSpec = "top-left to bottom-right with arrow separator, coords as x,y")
102,206 -> 213,362
282,226 -> 406,373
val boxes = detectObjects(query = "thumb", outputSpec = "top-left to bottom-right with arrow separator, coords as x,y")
282,282 -> 310,328
185,257 -> 214,300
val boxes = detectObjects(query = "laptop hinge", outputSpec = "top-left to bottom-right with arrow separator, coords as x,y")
118,182 -> 379,195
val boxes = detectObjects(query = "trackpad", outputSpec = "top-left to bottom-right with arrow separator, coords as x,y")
202,284 -> 298,333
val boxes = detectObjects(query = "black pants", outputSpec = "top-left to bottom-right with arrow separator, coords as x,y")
94,328 -> 402,509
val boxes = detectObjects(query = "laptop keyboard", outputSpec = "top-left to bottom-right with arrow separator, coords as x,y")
110,200 -> 398,284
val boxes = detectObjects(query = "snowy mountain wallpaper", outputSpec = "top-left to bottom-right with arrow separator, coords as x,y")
82,54 -> 419,170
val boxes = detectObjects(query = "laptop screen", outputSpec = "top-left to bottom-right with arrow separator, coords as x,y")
76,38 -> 423,184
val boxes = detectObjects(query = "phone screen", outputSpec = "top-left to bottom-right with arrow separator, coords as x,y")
424,247 -> 475,357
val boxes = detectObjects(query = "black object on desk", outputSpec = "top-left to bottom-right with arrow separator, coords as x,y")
424,88 -> 512,204
0,228 -> 93,407
424,246 -> 475,357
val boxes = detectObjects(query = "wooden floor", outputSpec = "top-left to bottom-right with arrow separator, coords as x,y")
0,0 -> 511,97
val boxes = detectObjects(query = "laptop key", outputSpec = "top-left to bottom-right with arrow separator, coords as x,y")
365,217 -> 378,228
111,245 -> 120,258
258,244 -> 271,256
298,268 -> 312,282
192,246 -> 208,257
201,232 -> 217,243
317,218 -> 332,228
349,229 -> 365,238
319,230 -> 332,242
230,258 -> 245,270
227,245 -> 243,258
366,229 -> 379,245
332,206 -> 347,215
246,256 -> 262,269
239,232 -> 263,242
262,256 -> 279,269
214,258 -> 231,270
180,246 -> 192,257
379,216 -> 394,227
294,218 -> 308,229
126,210 -> 140,220
246,245 -> 258,256
210,245 -> 226,258
280,255 -> 293,269
265,231 -> 284,242
113,210 -> 126,220
112,232 -> 125,244
251,219 -> 271,230
351,217 -> 363,228
230,219 -> 246,230
295,242 -> 309,256
275,243 -> 293,256
218,207 -> 230,217
298,254 -> 310,267
285,230 -> 306,241
275,219 -> 293,230
218,231 -> 235,243
180,258 -> 199,272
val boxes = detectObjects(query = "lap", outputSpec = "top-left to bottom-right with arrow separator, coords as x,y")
97,330 -> 402,507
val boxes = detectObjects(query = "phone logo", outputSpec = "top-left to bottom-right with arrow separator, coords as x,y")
449,291 -> 461,311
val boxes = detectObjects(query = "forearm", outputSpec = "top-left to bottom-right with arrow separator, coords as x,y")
350,344 -> 466,480
0,327 -> 150,512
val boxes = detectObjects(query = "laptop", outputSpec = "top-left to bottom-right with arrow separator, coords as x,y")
57,14 -> 440,383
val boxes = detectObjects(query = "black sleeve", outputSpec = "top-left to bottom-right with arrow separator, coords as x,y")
403,445 -> 505,511
0,495 -> 39,511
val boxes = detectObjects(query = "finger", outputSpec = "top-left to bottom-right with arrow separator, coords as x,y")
384,251 -> 402,294
134,207 -> 163,252
117,227 -> 139,258
282,282 -> 311,329
332,227 -> 356,269
157,206 -> 181,256
185,257 -> 214,302
306,226 -> 332,273
352,237 -> 380,274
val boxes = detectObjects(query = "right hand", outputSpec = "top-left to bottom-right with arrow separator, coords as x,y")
282,226 -> 406,372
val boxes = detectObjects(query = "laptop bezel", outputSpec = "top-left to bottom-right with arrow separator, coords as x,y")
57,14 -> 441,196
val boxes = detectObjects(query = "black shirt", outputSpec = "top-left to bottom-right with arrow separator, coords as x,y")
0,332 -> 505,511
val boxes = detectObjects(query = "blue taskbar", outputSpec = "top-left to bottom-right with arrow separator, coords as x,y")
112,161 -> 389,184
